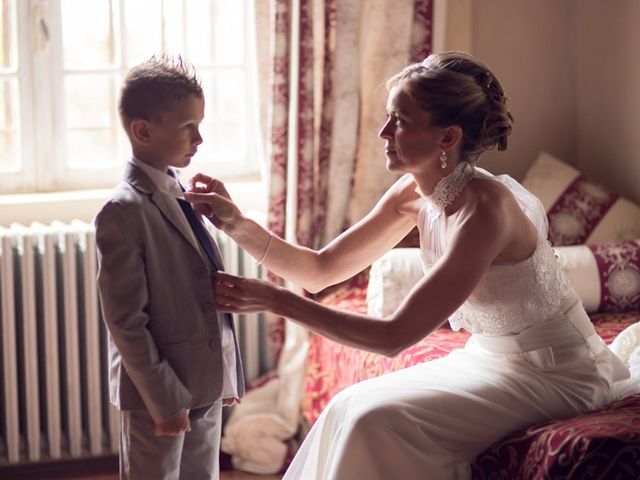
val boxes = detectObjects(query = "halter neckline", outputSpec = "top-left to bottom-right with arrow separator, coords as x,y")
426,161 -> 475,212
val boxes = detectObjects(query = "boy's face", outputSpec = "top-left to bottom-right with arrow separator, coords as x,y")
146,95 -> 205,170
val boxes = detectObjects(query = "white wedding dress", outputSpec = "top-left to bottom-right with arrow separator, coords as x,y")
283,163 -> 630,480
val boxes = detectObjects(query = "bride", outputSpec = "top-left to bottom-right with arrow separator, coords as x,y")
185,52 -> 630,479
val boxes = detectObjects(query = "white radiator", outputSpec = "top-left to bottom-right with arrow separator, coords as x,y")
0,220 -> 272,465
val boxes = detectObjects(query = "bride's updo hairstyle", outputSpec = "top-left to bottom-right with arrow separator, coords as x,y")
387,51 -> 514,162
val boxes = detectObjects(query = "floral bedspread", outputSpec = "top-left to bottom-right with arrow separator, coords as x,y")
304,272 -> 640,478
304,270 -> 469,424
471,393 -> 640,479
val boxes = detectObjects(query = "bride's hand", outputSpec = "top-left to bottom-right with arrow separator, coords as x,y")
213,272 -> 282,314
184,173 -> 240,230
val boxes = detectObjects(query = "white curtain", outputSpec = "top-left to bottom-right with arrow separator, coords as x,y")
221,0 -> 434,473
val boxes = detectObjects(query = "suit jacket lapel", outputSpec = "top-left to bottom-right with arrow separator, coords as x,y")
151,191 -> 205,258
124,162 -> 207,262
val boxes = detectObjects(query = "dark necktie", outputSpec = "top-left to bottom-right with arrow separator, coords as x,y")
168,170 -> 221,270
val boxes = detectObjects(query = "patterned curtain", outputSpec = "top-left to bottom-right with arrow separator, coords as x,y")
264,0 -> 433,363
349,0 -> 434,226
220,1 -> 434,473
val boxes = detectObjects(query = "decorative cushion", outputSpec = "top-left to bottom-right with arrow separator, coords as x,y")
556,240 -> 640,313
367,248 -> 424,317
367,240 -> 640,315
522,151 -> 640,246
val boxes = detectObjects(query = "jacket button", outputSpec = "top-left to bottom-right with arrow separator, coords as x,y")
203,302 -> 214,313
196,265 -> 207,275
208,338 -> 218,349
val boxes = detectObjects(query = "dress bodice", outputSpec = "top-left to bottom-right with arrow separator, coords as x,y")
417,166 -> 577,336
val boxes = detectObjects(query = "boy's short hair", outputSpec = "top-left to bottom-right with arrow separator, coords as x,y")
118,55 -> 203,128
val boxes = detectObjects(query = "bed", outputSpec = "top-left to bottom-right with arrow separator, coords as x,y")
301,152 -> 640,478
303,270 -> 640,478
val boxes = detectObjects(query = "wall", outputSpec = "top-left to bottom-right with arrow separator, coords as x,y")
470,0 -> 577,180
573,0 -> 640,204
469,0 -> 640,206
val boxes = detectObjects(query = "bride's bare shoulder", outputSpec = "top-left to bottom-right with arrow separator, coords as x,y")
453,177 -> 511,230
460,176 -> 538,262
457,175 -> 531,242
384,174 -> 423,215
384,174 -> 419,198
466,175 -> 515,210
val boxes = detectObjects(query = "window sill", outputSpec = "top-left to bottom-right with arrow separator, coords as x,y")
0,180 -> 266,227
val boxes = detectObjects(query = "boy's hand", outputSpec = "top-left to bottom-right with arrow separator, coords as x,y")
154,409 -> 191,436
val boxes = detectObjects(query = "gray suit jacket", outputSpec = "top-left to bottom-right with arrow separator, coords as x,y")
95,162 -> 244,423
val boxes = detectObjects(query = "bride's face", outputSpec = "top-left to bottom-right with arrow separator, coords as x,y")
379,85 -> 444,175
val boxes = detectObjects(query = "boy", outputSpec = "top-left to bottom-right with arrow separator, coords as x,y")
95,56 -> 244,479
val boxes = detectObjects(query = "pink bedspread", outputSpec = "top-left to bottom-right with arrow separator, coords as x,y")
303,272 -> 640,478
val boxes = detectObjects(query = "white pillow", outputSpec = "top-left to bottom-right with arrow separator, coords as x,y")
367,248 -> 424,317
522,151 -> 640,245
366,241 -> 640,316
554,245 -> 601,312
555,240 -> 640,313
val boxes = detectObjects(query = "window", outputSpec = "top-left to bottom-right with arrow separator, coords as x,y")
0,0 -> 260,194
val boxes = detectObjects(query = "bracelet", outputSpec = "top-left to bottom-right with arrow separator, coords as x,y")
256,232 -> 274,266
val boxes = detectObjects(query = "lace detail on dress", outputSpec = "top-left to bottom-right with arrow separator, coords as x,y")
447,240 -> 576,335
428,161 -> 475,211
419,165 -> 578,336
422,161 -> 475,233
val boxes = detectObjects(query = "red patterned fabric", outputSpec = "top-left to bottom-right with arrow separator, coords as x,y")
471,394 -> 640,479
304,273 -> 469,424
264,0 -> 434,363
590,240 -> 640,312
303,325 -> 469,425
410,0 -> 434,62
304,278 -> 640,476
295,0 -> 317,249
264,0 -> 293,361
547,174 -> 619,246
591,310 -> 640,344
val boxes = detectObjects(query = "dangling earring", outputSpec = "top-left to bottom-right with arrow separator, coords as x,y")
440,151 -> 448,169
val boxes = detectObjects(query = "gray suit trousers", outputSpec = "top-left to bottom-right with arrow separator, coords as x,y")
119,401 -> 222,480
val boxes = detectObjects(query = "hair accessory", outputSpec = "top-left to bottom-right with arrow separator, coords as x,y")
440,152 -> 448,169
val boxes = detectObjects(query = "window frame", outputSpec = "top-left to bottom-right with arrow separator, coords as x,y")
0,0 -> 260,195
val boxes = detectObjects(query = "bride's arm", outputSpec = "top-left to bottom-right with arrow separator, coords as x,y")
186,174 -> 417,293
214,197 -> 510,356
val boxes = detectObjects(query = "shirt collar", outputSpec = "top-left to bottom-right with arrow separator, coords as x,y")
129,157 -> 184,199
